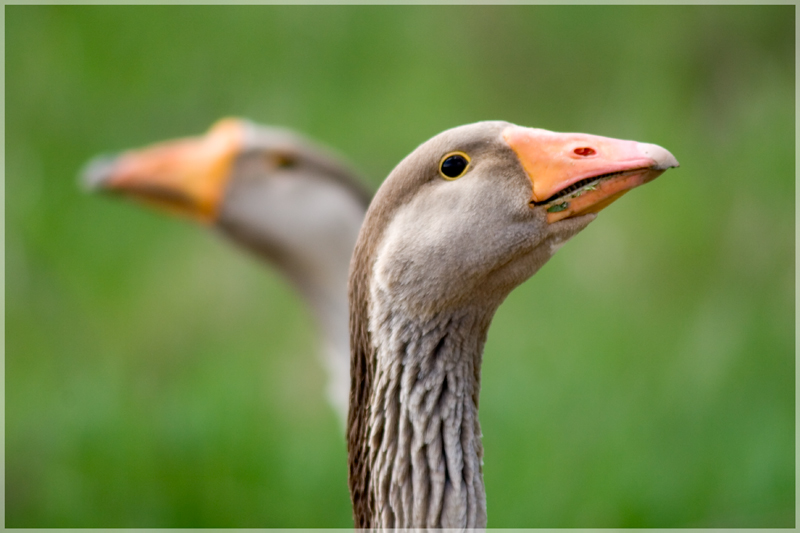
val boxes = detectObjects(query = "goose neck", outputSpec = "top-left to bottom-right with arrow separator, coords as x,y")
365,289 -> 494,528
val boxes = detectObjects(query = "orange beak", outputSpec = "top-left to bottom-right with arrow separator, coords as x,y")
83,118 -> 246,223
503,126 -> 679,223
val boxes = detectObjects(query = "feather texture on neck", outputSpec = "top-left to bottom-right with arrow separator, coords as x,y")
366,281 -> 492,528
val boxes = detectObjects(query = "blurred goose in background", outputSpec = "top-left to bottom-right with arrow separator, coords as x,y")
346,121 -> 678,528
83,118 -> 372,423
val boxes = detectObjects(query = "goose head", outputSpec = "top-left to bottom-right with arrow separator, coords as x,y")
352,121 -> 677,330
83,118 -> 370,278
348,121 -> 678,528
83,118 -> 372,422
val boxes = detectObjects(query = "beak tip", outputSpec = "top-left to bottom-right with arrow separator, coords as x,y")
79,154 -> 119,192
636,142 -> 680,170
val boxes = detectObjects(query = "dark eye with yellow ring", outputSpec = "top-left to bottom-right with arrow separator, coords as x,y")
439,152 -> 470,180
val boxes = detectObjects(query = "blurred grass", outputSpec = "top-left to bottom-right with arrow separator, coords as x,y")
5,5 -> 794,528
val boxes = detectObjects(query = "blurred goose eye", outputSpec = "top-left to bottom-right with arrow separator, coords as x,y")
275,154 -> 296,168
439,152 -> 470,180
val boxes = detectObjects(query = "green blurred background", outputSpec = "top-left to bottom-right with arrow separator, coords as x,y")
6,5 -> 794,528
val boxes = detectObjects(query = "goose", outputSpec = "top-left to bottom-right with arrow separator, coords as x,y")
83,118 -> 371,423
346,121 -> 678,528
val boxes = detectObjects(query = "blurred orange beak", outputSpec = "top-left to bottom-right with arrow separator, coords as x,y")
503,126 -> 679,223
83,118 -> 246,223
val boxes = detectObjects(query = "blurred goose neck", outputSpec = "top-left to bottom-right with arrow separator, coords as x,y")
293,265 -> 352,422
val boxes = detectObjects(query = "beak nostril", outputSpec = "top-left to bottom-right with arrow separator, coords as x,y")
574,147 -> 596,157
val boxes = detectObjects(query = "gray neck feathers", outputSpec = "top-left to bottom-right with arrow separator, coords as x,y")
365,282 -> 492,528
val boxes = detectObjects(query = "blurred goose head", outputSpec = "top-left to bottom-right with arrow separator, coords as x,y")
83,118 -> 372,423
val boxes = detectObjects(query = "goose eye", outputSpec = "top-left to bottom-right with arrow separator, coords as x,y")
439,152 -> 470,180
275,154 -> 295,168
